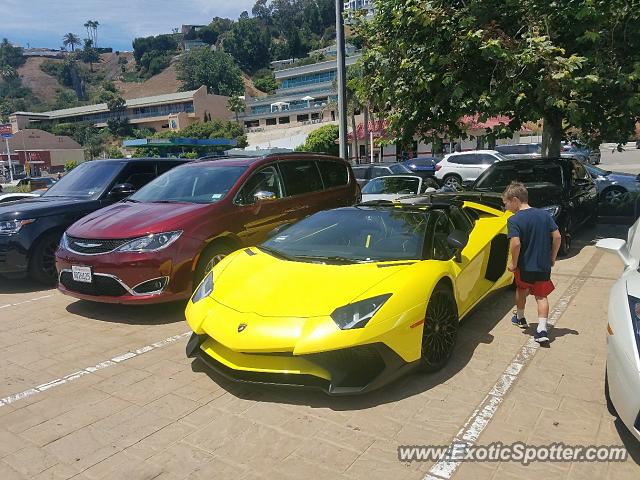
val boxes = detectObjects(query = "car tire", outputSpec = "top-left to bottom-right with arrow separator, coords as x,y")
443,174 -> 462,189
193,241 -> 234,289
420,283 -> 459,373
28,230 -> 62,286
601,186 -> 626,207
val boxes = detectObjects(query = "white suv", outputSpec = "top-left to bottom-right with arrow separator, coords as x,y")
435,150 -> 508,188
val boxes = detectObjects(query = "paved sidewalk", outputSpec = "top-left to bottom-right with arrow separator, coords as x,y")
0,227 -> 638,479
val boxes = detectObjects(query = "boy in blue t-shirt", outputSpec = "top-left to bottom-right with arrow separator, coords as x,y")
502,182 -> 562,343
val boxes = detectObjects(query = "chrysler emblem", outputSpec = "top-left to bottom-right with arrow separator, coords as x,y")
237,323 -> 247,333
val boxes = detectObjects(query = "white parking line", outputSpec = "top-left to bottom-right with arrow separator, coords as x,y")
0,331 -> 191,407
0,294 -> 54,310
423,252 -> 602,480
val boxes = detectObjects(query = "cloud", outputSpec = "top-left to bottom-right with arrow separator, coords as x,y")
2,0 -> 256,50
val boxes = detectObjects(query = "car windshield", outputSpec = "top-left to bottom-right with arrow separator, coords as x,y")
475,163 -> 564,190
389,163 -> 412,174
362,177 -> 421,195
261,208 -> 429,262
130,165 -> 247,204
42,161 -> 123,199
405,158 -> 436,167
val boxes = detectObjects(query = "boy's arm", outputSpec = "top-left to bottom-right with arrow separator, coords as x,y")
509,237 -> 521,272
550,229 -> 561,266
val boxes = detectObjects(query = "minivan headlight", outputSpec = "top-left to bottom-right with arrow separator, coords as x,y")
115,231 -> 182,253
0,219 -> 35,235
331,294 -> 392,330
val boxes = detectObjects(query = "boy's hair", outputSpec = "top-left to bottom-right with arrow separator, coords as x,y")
502,181 -> 528,202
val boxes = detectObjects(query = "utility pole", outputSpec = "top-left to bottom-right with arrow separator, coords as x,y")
335,0 -> 348,161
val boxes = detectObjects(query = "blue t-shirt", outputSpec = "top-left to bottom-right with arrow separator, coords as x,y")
507,208 -> 559,272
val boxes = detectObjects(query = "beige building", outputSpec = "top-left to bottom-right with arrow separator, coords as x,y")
9,86 -> 230,133
0,129 -> 85,174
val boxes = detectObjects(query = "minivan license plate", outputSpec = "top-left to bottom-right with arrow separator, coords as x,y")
72,266 -> 92,283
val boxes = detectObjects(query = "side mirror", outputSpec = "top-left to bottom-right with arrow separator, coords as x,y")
109,183 -> 136,199
253,191 -> 277,203
596,238 -> 636,269
447,229 -> 469,263
461,180 -> 475,190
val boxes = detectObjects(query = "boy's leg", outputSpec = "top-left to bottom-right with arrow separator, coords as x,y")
534,295 -> 550,343
512,287 -> 529,328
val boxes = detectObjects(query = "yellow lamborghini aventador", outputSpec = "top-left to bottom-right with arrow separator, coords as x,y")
185,197 -> 513,395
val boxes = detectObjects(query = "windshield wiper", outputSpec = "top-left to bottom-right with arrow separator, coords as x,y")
257,246 -> 298,261
293,255 -> 372,265
122,198 -> 139,203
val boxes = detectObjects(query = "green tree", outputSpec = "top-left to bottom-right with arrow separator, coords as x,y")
221,14 -> 271,73
0,38 -> 26,69
176,48 -> 244,96
253,69 -> 277,94
296,124 -> 339,156
62,33 -> 80,52
64,160 -> 79,171
354,1 -> 640,156
227,95 -> 245,124
79,39 -> 99,72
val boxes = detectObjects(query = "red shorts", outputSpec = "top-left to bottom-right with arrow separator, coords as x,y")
514,269 -> 555,297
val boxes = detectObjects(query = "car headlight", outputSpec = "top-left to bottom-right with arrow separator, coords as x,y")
0,219 -> 35,235
542,205 -> 560,218
115,231 -> 182,253
331,294 -> 392,330
627,296 -> 640,357
192,271 -> 213,303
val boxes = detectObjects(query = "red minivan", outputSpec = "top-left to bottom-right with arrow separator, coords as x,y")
56,153 -> 359,304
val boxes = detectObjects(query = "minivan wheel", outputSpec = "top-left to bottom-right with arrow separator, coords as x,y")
443,174 -> 462,189
29,230 -> 62,285
194,242 -> 233,288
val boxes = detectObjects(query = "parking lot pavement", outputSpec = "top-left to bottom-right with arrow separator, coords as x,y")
0,226 -> 639,479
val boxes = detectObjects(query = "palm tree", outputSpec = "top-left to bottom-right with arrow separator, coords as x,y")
63,33 -> 80,52
83,20 -> 99,48
227,96 -> 245,124
0,65 -> 17,81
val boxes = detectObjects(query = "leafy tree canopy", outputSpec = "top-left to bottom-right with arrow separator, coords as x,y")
176,48 -> 244,96
354,0 -> 640,155
295,124 -> 339,156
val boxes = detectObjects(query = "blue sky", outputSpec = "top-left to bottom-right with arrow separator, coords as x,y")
3,0 -> 257,51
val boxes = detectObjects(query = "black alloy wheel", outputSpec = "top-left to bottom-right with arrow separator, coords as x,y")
420,284 -> 459,373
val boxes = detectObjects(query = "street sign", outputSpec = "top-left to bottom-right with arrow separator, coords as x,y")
0,124 -> 12,139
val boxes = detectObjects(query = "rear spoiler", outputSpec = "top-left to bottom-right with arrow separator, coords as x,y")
423,192 -> 504,211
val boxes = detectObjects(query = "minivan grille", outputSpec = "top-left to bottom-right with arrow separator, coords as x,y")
66,236 -> 129,255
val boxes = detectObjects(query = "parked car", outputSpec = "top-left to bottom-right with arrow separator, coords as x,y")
185,197 -> 513,394
494,143 -> 542,158
0,192 -> 40,203
56,153 -> 360,304
401,156 -> 438,178
352,163 -> 413,188
562,141 -> 601,165
0,158 -> 189,284
470,157 -> 598,255
16,177 -> 57,191
361,175 -> 439,202
434,150 -> 508,188
582,163 -> 640,207
596,220 -> 640,442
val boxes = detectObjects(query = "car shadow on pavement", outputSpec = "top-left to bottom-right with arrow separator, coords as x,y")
189,287 -> 516,410
613,419 -> 640,464
0,277 -> 53,294
65,299 -> 187,325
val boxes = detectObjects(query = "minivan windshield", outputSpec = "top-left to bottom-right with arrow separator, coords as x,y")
130,165 -> 247,204
362,177 -> 421,195
261,208 -> 429,263
42,161 -> 124,200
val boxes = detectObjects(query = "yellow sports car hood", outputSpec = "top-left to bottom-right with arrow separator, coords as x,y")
211,248 -> 415,318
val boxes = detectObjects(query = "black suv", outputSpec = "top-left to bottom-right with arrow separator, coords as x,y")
470,157 -> 598,254
0,158 -> 189,284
